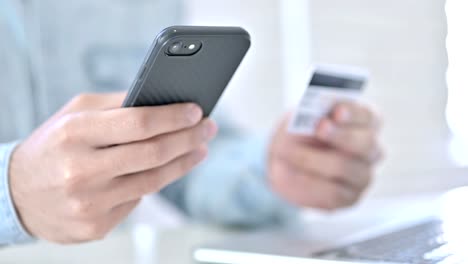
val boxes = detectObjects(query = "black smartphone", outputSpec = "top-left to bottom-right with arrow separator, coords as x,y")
123,26 -> 251,117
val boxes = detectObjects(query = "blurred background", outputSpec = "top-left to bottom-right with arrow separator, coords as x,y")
184,0 -> 468,197
1,0 -> 468,263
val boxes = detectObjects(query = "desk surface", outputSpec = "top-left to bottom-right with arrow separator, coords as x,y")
0,189 -> 463,264
0,224 -> 235,264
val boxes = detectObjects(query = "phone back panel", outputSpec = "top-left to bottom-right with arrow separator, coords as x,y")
123,26 -> 251,117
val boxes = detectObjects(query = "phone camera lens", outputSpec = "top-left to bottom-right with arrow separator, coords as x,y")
166,40 -> 202,56
169,42 -> 183,54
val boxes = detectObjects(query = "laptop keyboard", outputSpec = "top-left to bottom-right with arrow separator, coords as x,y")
313,219 -> 464,264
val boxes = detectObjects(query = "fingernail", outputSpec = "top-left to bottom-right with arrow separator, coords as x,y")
203,120 -> 218,140
186,104 -> 203,124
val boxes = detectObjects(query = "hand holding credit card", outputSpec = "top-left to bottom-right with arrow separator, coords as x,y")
288,64 -> 369,136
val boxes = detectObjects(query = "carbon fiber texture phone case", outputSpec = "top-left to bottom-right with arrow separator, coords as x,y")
123,26 -> 251,117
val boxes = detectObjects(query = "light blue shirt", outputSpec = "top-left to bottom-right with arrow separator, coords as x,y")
0,0 -> 297,245
0,142 -> 34,244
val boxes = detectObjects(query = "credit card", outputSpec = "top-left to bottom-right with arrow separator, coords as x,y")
288,64 -> 369,136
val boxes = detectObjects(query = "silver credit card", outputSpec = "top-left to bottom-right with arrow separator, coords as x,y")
289,64 -> 369,136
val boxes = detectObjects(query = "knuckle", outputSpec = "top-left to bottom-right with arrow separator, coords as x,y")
69,93 -> 94,107
68,198 -> 92,219
55,115 -> 80,145
62,162 -> 88,194
77,222 -> 106,241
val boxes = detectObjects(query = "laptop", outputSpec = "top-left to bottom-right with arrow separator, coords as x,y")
193,188 -> 468,264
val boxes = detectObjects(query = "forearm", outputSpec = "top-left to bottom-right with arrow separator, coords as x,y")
0,141 -> 34,245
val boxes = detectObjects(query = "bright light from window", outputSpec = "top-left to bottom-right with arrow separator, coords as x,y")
446,0 -> 468,166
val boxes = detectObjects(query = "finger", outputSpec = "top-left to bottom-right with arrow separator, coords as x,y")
48,93 -> 127,126
315,119 -> 380,162
106,146 -> 208,205
331,101 -> 378,128
273,152 -> 371,193
62,92 -> 127,113
72,103 -> 204,146
277,140 -> 369,187
270,163 -> 359,210
96,120 -> 216,177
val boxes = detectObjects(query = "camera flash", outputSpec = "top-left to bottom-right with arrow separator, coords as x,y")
188,44 -> 196,50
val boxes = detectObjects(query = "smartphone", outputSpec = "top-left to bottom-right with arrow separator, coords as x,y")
288,64 -> 369,135
123,26 -> 251,117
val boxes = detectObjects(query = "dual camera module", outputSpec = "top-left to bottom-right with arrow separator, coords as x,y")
166,40 -> 202,56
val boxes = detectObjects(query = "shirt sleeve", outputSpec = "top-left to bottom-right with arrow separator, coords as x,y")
161,120 -> 298,227
0,141 -> 35,245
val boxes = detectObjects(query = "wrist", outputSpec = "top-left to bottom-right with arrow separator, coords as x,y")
0,141 -> 35,244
